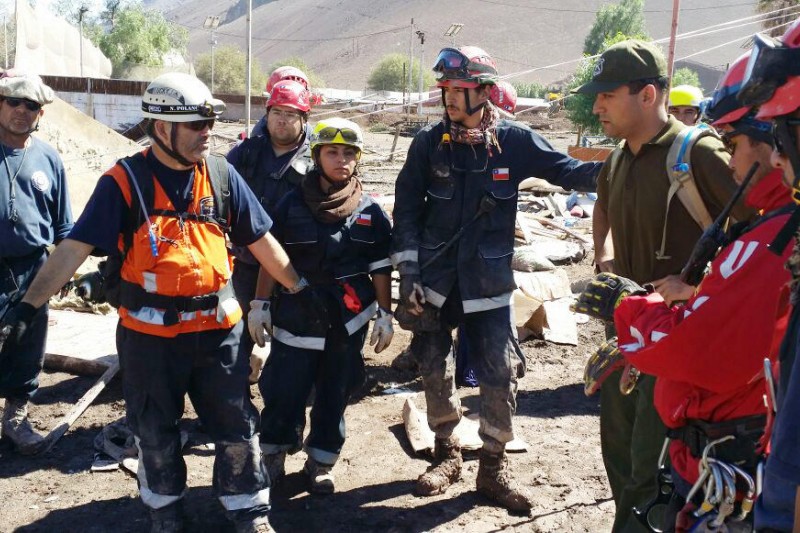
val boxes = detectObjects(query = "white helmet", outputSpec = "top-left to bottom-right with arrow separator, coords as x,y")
142,73 -> 225,122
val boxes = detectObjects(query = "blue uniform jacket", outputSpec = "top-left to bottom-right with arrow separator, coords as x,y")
227,128 -> 312,264
391,119 -> 600,313
270,178 -> 393,350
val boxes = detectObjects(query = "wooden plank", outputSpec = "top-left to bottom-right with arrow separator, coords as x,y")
44,310 -> 118,372
41,360 -> 120,453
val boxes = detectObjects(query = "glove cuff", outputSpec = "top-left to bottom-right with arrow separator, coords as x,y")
249,299 -> 270,311
377,306 -> 393,318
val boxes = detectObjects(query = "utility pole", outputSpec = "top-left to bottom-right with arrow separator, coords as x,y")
78,6 -> 88,78
3,14 -> 7,69
245,0 -> 252,137
416,30 -> 425,115
407,18 -> 414,113
203,16 -> 220,93
667,0 -> 681,83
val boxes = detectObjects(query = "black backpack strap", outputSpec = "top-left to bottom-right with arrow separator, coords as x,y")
206,154 -> 232,232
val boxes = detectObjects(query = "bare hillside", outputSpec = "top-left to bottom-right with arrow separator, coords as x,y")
150,0 -> 760,89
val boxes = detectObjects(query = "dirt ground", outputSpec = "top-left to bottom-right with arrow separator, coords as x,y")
0,111 -> 616,533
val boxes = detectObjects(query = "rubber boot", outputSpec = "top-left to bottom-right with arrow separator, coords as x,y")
263,451 -> 286,486
476,448 -> 534,512
304,457 -> 335,495
149,501 -> 185,533
416,435 -> 462,496
2,398 -> 46,455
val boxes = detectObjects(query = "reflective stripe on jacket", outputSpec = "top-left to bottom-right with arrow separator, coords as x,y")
108,157 -> 242,337
271,185 -> 392,350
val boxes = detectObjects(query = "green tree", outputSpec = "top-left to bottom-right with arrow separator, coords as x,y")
672,67 -> 701,88
583,0 -> 647,55
196,45 -> 266,94
98,4 -> 187,77
367,53 -> 435,92
267,57 -> 325,88
513,82 -> 546,99
756,0 -> 800,36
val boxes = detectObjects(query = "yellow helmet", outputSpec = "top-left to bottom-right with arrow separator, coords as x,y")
669,85 -> 704,108
309,118 -> 364,153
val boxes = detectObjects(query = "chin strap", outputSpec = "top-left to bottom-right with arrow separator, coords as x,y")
148,121 -> 193,167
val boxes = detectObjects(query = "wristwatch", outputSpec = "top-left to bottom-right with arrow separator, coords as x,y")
285,277 -> 309,294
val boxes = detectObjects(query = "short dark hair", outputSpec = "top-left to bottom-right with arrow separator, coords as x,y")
627,76 -> 669,95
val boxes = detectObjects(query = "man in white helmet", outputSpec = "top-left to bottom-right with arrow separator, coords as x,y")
0,73 -> 72,456
0,73 -> 317,532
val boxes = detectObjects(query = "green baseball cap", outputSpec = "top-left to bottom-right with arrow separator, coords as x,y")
572,40 -> 668,95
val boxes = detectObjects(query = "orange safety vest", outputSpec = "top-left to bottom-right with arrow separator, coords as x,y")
108,151 -> 242,337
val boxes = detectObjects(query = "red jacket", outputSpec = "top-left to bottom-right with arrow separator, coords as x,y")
614,169 -> 792,484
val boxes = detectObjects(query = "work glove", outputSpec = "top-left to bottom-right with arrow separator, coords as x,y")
0,301 -> 38,350
369,307 -> 394,354
572,272 -> 647,322
583,337 -> 626,396
398,263 -> 425,315
248,299 -> 272,348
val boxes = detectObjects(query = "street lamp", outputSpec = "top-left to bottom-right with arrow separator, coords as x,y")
443,23 -> 463,46
203,15 -> 220,93
416,30 -> 425,114
78,5 -> 89,78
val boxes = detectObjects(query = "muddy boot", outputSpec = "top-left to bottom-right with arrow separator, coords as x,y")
149,502 -> 185,533
263,451 -> 286,486
1,398 -> 46,455
416,436 -> 462,496
476,448 -> 533,513
304,457 -> 335,495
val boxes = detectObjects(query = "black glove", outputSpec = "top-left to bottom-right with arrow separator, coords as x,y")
572,273 -> 647,322
0,301 -> 38,349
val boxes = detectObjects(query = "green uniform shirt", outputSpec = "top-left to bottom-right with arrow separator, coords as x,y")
596,117 -> 753,284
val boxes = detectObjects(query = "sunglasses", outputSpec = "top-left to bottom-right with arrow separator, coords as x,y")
314,126 -> 360,145
773,118 -> 800,155
739,33 -> 800,107
721,131 -> 742,155
4,97 -> 42,112
182,119 -> 215,131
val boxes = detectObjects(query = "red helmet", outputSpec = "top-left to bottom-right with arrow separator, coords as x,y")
433,46 -> 498,89
706,52 -> 751,126
753,19 -> 800,120
265,66 -> 310,94
267,80 -> 311,113
490,80 -> 517,114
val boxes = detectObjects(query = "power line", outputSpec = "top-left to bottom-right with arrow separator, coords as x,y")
473,0 -> 756,14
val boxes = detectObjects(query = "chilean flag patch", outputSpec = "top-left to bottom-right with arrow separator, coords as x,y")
356,213 -> 372,226
492,167 -> 510,181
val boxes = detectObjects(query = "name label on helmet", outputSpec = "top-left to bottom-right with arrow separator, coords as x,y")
146,86 -> 185,104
